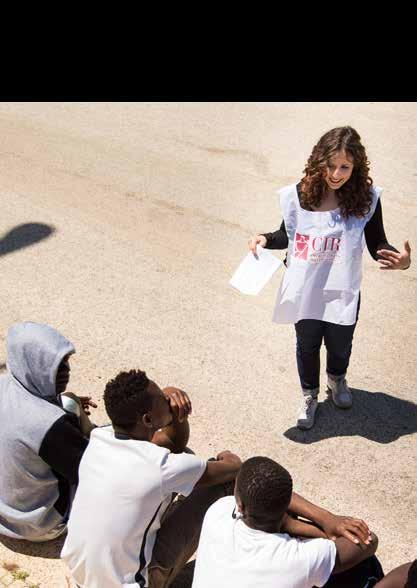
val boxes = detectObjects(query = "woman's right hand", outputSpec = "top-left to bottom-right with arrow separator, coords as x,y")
248,234 -> 267,258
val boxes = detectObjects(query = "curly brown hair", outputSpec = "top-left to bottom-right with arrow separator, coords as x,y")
300,126 -> 373,218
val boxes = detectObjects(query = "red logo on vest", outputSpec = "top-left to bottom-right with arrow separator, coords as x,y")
294,233 -> 310,259
294,232 -> 342,263
311,236 -> 341,252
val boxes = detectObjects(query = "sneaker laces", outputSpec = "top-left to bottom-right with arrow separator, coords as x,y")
301,395 -> 316,412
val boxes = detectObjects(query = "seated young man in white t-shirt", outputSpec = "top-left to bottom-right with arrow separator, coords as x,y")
192,456 -> 379,588
61,369 -> 242,588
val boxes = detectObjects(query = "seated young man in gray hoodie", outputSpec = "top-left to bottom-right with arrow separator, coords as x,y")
0,321 -> 96,542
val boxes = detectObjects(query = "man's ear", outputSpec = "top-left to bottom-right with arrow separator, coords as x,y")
142,413 -> 153,429
235,493 -> 246,517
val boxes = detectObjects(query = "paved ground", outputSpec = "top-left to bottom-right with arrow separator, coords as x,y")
0,102 -> 416,587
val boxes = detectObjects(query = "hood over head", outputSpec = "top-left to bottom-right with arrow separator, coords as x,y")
6,321 -> 75,401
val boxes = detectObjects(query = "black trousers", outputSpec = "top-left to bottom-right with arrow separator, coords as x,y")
294,296 -> 360,391
322,555 -> 384,587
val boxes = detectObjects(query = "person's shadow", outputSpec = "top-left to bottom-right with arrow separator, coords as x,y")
0,223 -> 55,257
0,534 -> 65,559
284,388 -> 417,444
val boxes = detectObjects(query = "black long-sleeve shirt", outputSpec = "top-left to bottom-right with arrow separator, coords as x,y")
262,183 -> 398,260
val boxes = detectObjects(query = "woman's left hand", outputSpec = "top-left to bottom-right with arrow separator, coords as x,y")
377,240 -> 411,270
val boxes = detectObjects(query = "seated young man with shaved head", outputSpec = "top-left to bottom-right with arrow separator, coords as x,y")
61,369 -> 242,588
192,456 -> 382,588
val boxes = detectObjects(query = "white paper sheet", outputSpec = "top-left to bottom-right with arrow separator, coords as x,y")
229,246 -> 282,295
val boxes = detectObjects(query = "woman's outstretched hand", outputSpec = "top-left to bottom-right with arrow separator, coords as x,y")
248,234 -> 267,258
377,240 -> 411,270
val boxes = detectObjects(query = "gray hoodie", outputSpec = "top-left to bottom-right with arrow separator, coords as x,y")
0,322 -> 87,540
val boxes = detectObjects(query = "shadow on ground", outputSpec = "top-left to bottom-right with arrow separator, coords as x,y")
284,388 -> 417,444
0,223 -> 55,257
0,534 -> 65,559
0,538 -> 196,584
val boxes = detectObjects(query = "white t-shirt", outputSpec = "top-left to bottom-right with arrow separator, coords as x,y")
192,496 -> 337,588
61,426 -> 206,588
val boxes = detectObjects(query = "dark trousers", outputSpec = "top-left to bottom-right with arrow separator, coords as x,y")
294,297 -> 360,391
321,555 -> 384,587
148,483 -> 232,588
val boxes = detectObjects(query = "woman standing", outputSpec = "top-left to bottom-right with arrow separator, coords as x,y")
249,127 -> 411,430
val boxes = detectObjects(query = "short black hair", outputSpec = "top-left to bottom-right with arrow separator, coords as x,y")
104,369 -> 152,429
236,457 -> 293,523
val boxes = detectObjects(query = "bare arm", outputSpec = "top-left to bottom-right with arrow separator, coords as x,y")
374,562 -> 413,588
288,491 -> 330,522
333,533 -> 378,574
288,492 -> 372,546
152,415 -> 190,454
195,451 -> 241,487
152,387 -> 191,453
61,392 -> 96,438
281,514 -> 327,539
78,407 -> 96,438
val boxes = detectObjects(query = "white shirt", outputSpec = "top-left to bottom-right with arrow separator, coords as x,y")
61,426 -> 206,588
192,496 -> 337,588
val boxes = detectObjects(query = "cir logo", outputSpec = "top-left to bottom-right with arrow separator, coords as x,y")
294,232 -> 310,259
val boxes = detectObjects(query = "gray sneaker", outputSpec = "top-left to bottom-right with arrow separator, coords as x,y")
297,389 -> 319,430
327,374 -> 352,408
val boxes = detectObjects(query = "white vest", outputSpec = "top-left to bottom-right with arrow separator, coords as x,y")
272,184 -> 381,326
